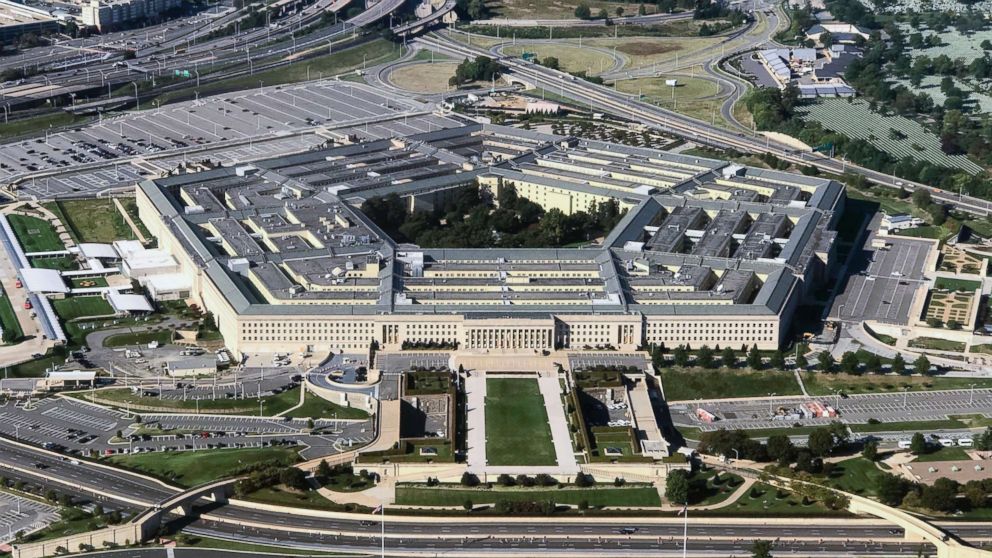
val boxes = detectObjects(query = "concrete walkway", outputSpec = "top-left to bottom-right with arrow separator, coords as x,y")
464,373 -> 487,471
537,375 -> 578,474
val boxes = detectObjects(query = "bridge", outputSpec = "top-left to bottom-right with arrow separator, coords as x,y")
10,479 -> 238,558
393,0 -> 457,36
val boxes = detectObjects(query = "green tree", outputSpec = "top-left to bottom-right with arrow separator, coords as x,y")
910,432 -> 928,455
638,3 -> 646,15
574,3 -> 591,18
795,352 -> 808,370
673,345 -> 690,367
317,459 -> 332,480
914,355 -> 932,375
876,473 -> 911,506
721,346 -> 736,368
280,467 -> 309,491
665,469 -> 690,504
807,427 -> 836,457
840,351 -> 860,374
862,441 -> 879,461
891,353 -> 906,375
921,478 -> 959,512
752,539 -> 774,558
817,351 -> 835,372
747,344 -> 762,369
696,345 -> 715,369
766,434 -> 795,463
769,350 -> 785,369
864,353 -> 883,374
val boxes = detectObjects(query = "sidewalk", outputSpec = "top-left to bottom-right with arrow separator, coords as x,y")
537,375 -> 578,474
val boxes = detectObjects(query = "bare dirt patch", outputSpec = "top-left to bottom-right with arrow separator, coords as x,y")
616,41 -> 683,56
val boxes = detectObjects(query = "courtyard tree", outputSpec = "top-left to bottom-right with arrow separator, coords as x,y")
696,345 -> 715,369
769,350 -> 785,369
862,440 -> 879,461
574,3 -> 592,18
913,355 -> 932,375
817,351 -> 835,372
840,351 -> 860,374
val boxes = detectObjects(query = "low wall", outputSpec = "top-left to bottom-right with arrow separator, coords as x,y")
11,523 -> 142,558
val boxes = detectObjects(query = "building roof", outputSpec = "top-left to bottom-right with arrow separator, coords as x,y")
77,243 -> 119,259
46,371 -> 96,381
107,291 -> 154,312
19,268 -> 69,293
168,357 -> 217,371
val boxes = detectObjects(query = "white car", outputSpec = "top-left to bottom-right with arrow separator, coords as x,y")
938,438 -> 955,447
957,438 -> 973,447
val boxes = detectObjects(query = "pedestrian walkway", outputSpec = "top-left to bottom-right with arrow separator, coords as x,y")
464,373 -> 487,471
537,375 -> 578,474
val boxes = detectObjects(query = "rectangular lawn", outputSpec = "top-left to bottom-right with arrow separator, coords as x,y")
8,214 -> 65,252
485,378 -> 557,466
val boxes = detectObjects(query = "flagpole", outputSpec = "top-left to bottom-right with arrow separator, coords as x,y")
682,500 -> 688,558
381,503 -> 385,558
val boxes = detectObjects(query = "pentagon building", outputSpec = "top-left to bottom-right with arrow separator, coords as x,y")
135,124 -> 844,357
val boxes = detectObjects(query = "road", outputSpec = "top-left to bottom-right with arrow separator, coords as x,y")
4,434 -> 992,557
414,32 -> 992,219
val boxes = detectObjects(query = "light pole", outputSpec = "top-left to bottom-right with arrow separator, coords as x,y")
969,383 -> 977,405
767,392 -> 775,416
131,82 -> 139,110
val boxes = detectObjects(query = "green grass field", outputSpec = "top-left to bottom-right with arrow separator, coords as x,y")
30,256 -> 79,271
804,373 -> 992,395
0,287 -> 23,343
913,446 -> 973,462
7,214 -> 65,253
54,199 -> 137,243
69,276 -> 109,289
660,368 -> 801,401
696,482 -> 852,518
907,337 -> 966,352
849,419 -> 969,433
52,296 -> 114,321
285,390 -> 370,420
109,446 -> 300,487
485,378 -> 557,466
102,329 -> 173,347
395,484 -> 660,507
0,112 -> 90,140
818,457 -> 887,497
933,277 -> 982,292
688,469 -> 744,506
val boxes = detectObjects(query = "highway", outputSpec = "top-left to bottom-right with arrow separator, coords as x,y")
415,31 -> 992,218
3,435 -> 992,557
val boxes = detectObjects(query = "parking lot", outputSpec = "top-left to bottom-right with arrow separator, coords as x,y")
671,388 -> 992,432
5,80 -> 463,198
0,492 -> 59,544
831,227 -> 933,325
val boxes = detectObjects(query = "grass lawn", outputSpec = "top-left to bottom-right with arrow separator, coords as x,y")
285,390 -> 369,420
245,485 -> 367,513
894,225 -> 947,239
485,378 -> 557,466
18,508 -> 105,543
405,371 -> 451,395
109,446 -> 300,487
54,199 -> 137,243
103,329 -> 174,347
502,43 -> 616,75
687,469 -> 744,506
388,62 -> 460,93
913,446 -> 973,462
490,0 -> 662,19
7,214 -> 65,252
321,469 -> 373,493
908,337 -> 966,352
934,277 -> 982,292
30,256 -> 79,271
804,373 -> 992,395
358,439 -> 454,464
76,385 -> 309,414
6,347 -> 70,378
0,112 -> 90,140
119,197 -> 153,240
818,457 -> 887,497
178,534 -> 347,555
677,424 -> 826,441
660,368 -> 801,401
0,287 -> 23,343
69,276 -> 109,289
849,419 -> 969,433
395,484 -> 661,507
52,296 -> 114,321
614,75 -> 725,125
696,482 -> 851,518
152,39 -> 401,106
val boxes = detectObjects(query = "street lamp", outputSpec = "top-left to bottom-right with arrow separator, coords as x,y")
131,82 -> 139,110
969,383 -> 977,405
767,392 -> 776,416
